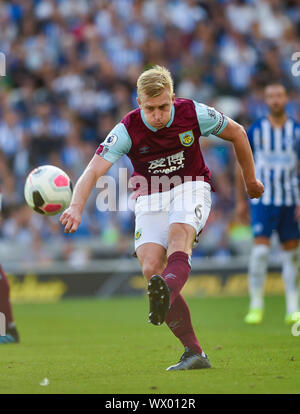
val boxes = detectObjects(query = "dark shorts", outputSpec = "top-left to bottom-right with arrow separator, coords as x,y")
250,203 -> 300,242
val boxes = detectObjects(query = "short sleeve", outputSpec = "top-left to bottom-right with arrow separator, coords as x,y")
193,101 -> 228,137
95,123 -> 132,164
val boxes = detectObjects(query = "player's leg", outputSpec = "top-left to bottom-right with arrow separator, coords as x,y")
245,236 -> 270,324
245,204 -> 274,324
0,265 -> 20,344
136,241 -> 210,370
136,182 -> 212,370
159,180 -> 212,307
156,181 -> 211,370
136,242 -> 167,281
146,181 -> 211,324
279,206 -> 300,324
137,234 -> 210,370
281,240 -> 300,324
161,222 -> 194,305
144,223 -> 194,326
161,223 -> 211,370
134,193 -> 170,325
136,242 -> 170,326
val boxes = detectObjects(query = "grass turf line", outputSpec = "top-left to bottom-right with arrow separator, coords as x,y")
0,296 -> 299,394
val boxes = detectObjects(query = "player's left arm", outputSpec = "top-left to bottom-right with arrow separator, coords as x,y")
193,101 -> 264,199
217,117 -> 264,199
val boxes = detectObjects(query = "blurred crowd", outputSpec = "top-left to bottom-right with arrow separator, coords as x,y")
0,0 -> 300,265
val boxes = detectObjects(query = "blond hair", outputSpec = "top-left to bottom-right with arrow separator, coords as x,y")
137,65 -> 174,99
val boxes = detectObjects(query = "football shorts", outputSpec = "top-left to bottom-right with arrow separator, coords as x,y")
134,180 -> 212,250
250,203 -> 300,242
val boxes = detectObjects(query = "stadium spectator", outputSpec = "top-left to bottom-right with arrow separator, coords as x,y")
0,0 -> 299,263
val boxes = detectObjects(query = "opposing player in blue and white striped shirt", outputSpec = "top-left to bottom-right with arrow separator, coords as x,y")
237,83 -> 300,325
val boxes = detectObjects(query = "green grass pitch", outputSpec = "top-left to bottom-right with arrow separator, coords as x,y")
0,295 -> 300,394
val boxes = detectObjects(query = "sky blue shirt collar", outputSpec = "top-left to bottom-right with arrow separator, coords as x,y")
141,105 -> 175,132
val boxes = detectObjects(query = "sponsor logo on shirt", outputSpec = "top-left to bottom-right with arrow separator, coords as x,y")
179,130 -> 194,147
207,108 -> 216,119
103,134 -> 118,146
256,151 -> 296,167
147,150 -> 185,174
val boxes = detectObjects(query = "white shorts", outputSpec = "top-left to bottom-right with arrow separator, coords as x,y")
134,181 -> 212,251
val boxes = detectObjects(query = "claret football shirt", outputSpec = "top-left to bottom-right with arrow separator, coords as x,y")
96,98 -> 228,195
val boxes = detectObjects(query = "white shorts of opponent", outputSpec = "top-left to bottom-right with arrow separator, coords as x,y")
134,180 -> 212,251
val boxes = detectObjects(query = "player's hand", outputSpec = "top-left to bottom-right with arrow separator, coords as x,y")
235,200 -> 249,225
60,204 -> 82,234
245,179 -> 264,199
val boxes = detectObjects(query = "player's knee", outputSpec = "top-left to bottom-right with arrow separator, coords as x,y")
282,248 -> 298,267
250,244 -> 270,265
142,260 -> 164,281
168,224 -> 193,253
282,240 -> 299,250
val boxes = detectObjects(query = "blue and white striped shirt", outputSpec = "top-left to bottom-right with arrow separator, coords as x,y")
248,117 -> 300,206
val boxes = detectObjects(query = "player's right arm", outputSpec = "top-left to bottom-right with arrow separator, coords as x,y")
60,156 -> 113,233
60,123 -> 132,233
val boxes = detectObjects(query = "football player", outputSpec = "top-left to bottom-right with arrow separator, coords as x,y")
236,83 -> 300,325
61,65 -> 263,370
0,264 -> 20,343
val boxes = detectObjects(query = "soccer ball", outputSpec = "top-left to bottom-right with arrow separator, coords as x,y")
24,165 -> 73,216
